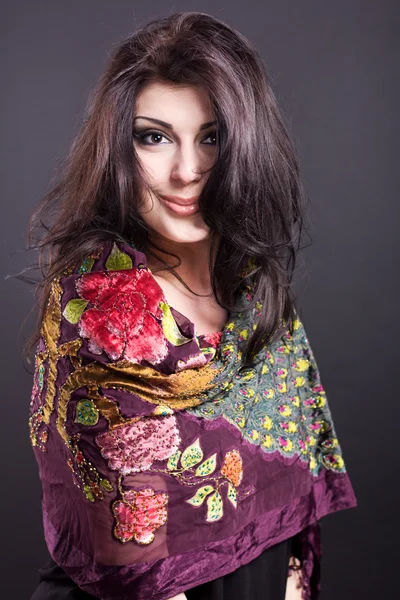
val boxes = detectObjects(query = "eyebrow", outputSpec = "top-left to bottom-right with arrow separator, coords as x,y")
133,116 -> 217,131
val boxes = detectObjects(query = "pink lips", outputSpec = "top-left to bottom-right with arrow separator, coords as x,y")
159,195 -> 200,216
160,195 -> 199,206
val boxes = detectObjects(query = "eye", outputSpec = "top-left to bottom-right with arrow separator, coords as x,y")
201,131 -> 218,145
133,129 -> 171,145
133,128 -> 218,146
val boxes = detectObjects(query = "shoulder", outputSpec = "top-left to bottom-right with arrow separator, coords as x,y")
44,239 -> 171,364
46,238 -> 154,330
56,238 -> 153,311
63,239 -> 148,277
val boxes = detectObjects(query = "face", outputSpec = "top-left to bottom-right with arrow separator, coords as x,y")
133,81 -> 217,246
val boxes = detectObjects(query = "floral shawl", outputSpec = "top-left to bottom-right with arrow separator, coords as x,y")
29,239 -> 357,600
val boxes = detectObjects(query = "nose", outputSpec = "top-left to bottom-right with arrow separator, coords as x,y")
170,144 -> 203,185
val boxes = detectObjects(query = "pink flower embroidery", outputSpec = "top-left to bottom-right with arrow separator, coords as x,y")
95,415 -> 180,475
202,331 -> 223,348
112,487 -> 168,544
75,268 -> 168,364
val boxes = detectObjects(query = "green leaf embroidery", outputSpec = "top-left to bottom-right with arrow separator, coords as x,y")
206,490 -> 224,522
63,298 -> 89,324
180,438 -> 203,469
227,483 -> 237,508
167,450 -> 181,471
100,478 -> 113,492
83,484 -> 95,503
195,453 -> 217,476
186,485 -> 214,506
159,301 -> 194,346
105,242 -> 133,271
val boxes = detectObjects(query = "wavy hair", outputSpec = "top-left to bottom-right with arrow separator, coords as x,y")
20,11 -> 311,369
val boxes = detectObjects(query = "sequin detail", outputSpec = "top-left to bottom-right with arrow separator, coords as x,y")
28,238 -> 350,550
66,436 -> 114,502
95,415 -> 181,475
75,399 -> 99,426
73,262 -> 169,365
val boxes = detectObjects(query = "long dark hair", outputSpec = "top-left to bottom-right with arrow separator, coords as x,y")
21,11 -> 311,369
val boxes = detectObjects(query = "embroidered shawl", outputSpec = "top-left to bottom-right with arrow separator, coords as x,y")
29,239 -> 357,600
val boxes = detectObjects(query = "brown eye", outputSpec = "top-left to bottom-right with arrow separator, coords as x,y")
133,129 -> 170,145
201,131 -> 218,145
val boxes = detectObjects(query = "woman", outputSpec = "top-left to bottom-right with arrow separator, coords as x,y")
26,11 -> 357,600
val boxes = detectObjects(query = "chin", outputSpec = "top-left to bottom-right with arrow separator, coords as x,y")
159,227 -> 211,245
147,219 -> 211,245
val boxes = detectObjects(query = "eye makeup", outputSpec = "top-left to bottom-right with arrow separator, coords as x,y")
132,129 -> 171,146
132,128 -> 218,146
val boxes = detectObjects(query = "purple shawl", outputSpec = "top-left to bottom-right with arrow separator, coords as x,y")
29,239 -> 357,599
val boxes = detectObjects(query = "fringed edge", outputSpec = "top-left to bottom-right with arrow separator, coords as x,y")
288,521 -> 322,599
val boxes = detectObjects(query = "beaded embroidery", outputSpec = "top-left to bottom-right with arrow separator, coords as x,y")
29,239 -> 349,547
113,478 -> 168,544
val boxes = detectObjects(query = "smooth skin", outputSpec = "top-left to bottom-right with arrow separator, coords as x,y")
133,81 -> 303,600
133,81 -> 229,336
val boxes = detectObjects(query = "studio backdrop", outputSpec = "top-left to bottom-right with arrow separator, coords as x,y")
1,2 -> 398,599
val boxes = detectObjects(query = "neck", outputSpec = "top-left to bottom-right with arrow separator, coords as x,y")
146,234 -> 219,294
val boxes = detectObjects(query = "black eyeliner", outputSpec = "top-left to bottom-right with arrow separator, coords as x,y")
132,127 -> 217,146
132,128 -> 169,145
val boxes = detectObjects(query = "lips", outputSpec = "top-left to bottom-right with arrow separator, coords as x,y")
160,195 -> 199,206
159,195 -> 200,216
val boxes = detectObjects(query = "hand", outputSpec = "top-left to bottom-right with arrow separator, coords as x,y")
166,594 -> 188,600
285,557 -> 303,600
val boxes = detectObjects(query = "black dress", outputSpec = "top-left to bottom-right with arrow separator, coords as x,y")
30,536 -> 293,600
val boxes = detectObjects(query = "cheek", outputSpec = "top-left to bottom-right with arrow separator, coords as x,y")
136,150 -> 171,186
137,187 -> 158,217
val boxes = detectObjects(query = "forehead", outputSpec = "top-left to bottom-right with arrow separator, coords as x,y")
134,81 -> 214,121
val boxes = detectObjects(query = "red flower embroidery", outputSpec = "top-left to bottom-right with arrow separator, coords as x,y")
75,268 -> 168,364
112,487 -> 168,544
95,415 -> 181,475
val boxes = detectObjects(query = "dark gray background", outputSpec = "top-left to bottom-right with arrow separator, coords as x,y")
2,1 -> 398,598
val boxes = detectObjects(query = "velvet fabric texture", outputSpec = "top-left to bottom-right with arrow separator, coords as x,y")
29,239 -> 357,599
31,536 -> 292,600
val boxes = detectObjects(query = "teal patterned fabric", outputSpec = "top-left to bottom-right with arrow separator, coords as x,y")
187,294 -> 346,478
